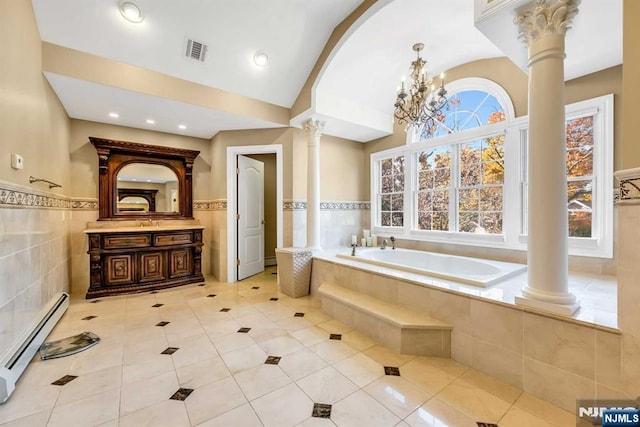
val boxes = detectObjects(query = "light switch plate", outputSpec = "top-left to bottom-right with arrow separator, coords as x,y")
11,153 -> 24,170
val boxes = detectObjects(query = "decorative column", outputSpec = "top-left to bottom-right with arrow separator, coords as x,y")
514,0 -> 581,316
302,118 -> 325,251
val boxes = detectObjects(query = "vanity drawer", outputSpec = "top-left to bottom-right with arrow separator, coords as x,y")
154,232 -> 193,246
103,234 -> 151,249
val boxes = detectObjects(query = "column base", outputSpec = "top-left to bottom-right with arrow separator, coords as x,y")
515,294 -> 581,316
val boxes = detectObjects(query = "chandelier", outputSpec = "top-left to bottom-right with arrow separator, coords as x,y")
394,43 -> 448,128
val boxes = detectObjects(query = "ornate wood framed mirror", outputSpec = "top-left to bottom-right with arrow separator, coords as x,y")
90,137 -> 200,220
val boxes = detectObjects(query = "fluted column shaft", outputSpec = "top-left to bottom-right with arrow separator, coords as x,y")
302,119 -> 325,250
515,0 -> 580,313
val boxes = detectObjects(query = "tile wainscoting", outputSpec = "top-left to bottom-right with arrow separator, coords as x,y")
0,180 -> 72,363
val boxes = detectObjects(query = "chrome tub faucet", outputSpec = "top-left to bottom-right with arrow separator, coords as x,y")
381,239 -> 387,250
390,236 -> 396,250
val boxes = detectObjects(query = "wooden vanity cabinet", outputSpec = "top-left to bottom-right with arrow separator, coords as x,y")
86,227 -> 204,298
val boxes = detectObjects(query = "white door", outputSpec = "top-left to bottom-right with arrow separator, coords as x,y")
237,155 -> 265,280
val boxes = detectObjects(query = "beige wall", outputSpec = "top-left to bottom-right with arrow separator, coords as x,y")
0,2 -> 71,191
0,0 -> 72,360
622,0 -> 640,168
69,119 -> 212,200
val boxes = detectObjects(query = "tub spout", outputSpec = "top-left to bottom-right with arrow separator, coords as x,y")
390,236 -> 396,250
381,239 -> 387,250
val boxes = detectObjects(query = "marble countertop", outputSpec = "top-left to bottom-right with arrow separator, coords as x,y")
84,225 -> 204,233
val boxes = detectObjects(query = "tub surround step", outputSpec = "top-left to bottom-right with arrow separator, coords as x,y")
318,283 -> 452,357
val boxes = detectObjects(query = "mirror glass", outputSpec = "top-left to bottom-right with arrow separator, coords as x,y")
116,163 -> 180,213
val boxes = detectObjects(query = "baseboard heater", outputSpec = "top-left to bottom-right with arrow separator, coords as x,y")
0,292 -> 69,403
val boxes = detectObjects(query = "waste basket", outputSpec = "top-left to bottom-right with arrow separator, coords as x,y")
275,247 -> 312,298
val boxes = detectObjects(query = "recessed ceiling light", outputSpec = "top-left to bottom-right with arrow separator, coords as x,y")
254,51 -> 269,67
146,119 -> 155,124
109,112 -> 119,118
178,124 -> 187,130
119,1 -> 144,23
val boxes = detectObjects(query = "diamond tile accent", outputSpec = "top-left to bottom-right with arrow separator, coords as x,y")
82,315 -> 97,321
161,347 -> 179,355
238,327 -> 251,333
252,286 -> 260,290
51,375 -> 78,386
198,283 -> 206,287
207,294 -> 217,298
169,388 -> 194,401
150,291 -> 158,294
312,403 -> 332,418
476,423 -> 499,427
156,321 -> 170,327
270,297 -> 279,301
220,308 -> 231,312
294,312 -> 305,317
384,366 -> 400,376
271,272 -> 277,275
265,356 -> 281,365
152,303 -> 164,308
329,334 -> 342,340
89,300 -> 101,304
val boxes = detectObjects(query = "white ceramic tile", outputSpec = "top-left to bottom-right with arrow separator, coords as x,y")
364,375 -> 432,419
333,352 -> 384,387
119,370 -> 179,416
184,376 -> 247,425
435,378 -> 511,423
235,364 -> 293,400
176,355 -> 231,389
278,348 -> 329,381
118,399 -> 191,427
258,334 -> 305,356
196,403 -> 263,427
296,366 -> 359,404
404,398 -> 477,427
47,388 -> 120,427
250,383 -> 314,427
330,390 -> 400,427
220,343 -> 268,374
309,339 -> 358,364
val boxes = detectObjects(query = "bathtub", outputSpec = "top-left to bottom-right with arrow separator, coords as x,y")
336,247 -> 526,287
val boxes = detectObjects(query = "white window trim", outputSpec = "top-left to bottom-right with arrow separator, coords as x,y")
370,80 -> 614,259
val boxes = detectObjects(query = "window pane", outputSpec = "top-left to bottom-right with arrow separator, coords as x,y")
566,116 -> 594,178
418,170 -> 433,190
392,212 -> 404,227
479,187 -> 503,211
459,212 -> 479,233
432,212 -> 449,231
417,192 -> 431,211
418,212 -> 432,230
461,164 -> 481,186
458,188 -> 479,211
569,212 -> 592,237
381,212 -> 391,227
434,168 -> 451,188
432,190 -> 449,211
482,162 -> 504,184
421,90 -> 507,139
568,179 -> 592,237
377,155 -> 405,228
480,212 -> 503,234
381,194 -> 391,211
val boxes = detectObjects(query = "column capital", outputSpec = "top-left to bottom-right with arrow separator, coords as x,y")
302,118 -> 326,142
515,0 -> 580,47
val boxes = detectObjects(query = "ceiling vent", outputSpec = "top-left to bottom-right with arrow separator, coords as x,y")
185,38 -> 207,62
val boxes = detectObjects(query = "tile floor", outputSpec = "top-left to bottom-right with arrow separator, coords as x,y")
0,268 -> 577,427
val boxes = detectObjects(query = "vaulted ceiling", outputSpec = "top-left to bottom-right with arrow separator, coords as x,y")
32,0 -> 622,142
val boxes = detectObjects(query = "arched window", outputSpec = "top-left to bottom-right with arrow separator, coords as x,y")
371,76 -> 613,258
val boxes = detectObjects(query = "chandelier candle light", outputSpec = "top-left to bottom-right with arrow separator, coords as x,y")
394,43 -> 448,127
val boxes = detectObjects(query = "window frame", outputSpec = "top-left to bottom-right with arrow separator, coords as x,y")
370,79 -> 614,259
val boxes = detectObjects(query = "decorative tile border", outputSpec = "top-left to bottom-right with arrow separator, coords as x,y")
615,168 -> 640,205
71,198 -> 98,210
0,180 -> 71,209
193,199 -> 227,211
284,200 -> 371,211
